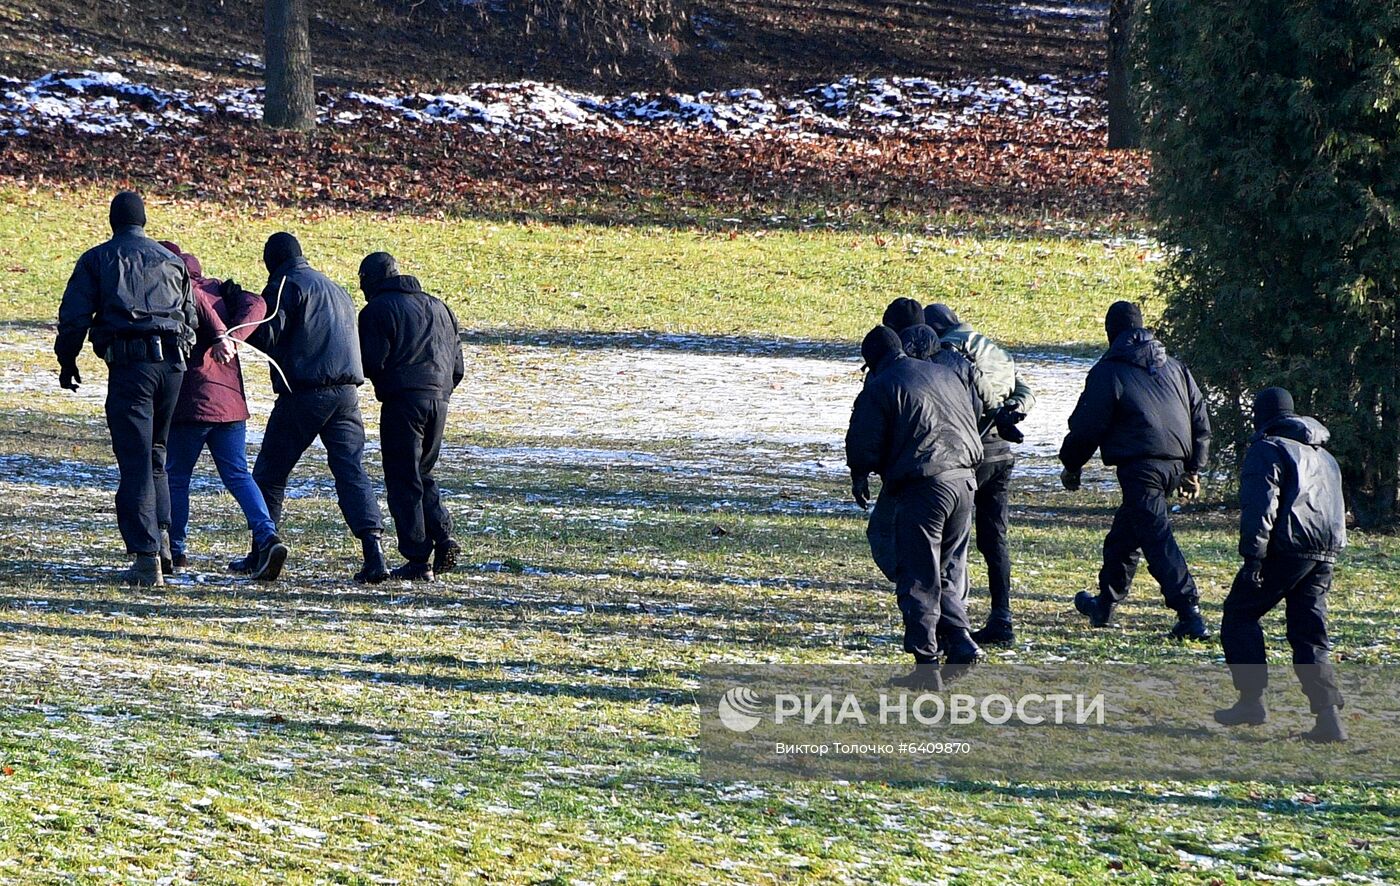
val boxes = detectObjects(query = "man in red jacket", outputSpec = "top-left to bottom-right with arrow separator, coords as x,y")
158,242 -> 287,580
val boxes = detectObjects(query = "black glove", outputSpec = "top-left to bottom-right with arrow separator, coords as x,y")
993,407 -> 1027,444
59,362 -> 81,391
852,473 -> 871,510
1241,557 -> 1264,588
219,278 -> 241,300
1060,466 -> 1081,492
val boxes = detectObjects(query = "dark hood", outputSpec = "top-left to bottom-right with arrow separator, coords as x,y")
1258,414 -> 1330,447
157,240 -> 203,280
1107,327 -> 1167,372
899,324 -> 942,361
861,325 -> 905,374
263,232 -> 303,273
924,303 -> 961,337
109,191 -> 146,230
1105,300 -> 1144,344
367,274 -> 425,299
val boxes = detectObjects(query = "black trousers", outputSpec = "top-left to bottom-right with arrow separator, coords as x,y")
1221,556 -> 1343,713
895,475 -> 975,661
1099,458 -> 1200,611
252,385 -> 384,538
974,458 -> 1015,624
106,361 -> 184,555
381,396 -> 452,562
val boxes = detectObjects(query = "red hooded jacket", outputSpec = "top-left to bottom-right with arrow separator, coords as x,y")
159,242 -> 266,424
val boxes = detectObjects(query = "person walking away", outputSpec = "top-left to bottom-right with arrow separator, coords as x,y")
1214,388 -> 1348,742
54,192 -> 198,586
356,252 -> 465,581
157,242 -> 286,580
925,303 -> 1035,645
1058,300 -> 1212,640
847,326 -> 984,689
242,232 -> 389,583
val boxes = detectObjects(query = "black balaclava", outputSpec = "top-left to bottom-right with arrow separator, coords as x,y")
358,252 -> 399,294
109,191 -> 146,230
861,325 -> 904,372
1253,387 -> 1296,430
1104,300 -> 1144,343
924,303 -> 961,336
263,232 -> 303,273
881,297 -> 924,333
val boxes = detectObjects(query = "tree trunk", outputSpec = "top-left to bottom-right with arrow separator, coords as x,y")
1107,0 -> 1140,149
264,0 -> 316,130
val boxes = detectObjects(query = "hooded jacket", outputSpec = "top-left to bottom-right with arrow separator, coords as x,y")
938,322 -> 1035,463
358,274 -> 465,401
1239,415 -> 1346,562
55,227 -> 197,364
162,246 -> 266,423
898,324 -> 983,418
247,256 -> 364,395
846,350 -> 983,490
1060,328 -> 1211,472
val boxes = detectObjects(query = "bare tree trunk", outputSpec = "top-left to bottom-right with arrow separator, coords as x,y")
1107,0 -> 1140,149
264,0 -> 316,130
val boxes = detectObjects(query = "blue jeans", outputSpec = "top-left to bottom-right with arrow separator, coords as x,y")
166,421 -> 277,556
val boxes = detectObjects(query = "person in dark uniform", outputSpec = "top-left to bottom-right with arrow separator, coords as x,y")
1214,388 -> 1348,742
847,326 -> 984,689
1059,301 -> 1212,640
356,252 -> 465,581
240,232 -> 389,583
55,192 -> 198,586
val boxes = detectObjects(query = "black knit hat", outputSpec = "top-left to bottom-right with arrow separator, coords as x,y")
861,325 -> 904,372
1105,300 -> 1144,343
1253,387 -> 1296,429
881,297 -> 924,333
358,252 -> 399,293
924,303 -> 961,336
263,232 -> 303,273
109,191 -> 146,230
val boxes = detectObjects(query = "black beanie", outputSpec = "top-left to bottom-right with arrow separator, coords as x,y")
1105,300 -> 1144,343
881,297 -> 924,333
358,252 -> 399,293
109,191 -> 146,230
1253,387 -> 1296,429
924,303 -> 961,336
263,232 -> 303,273
861,325 -> 904,372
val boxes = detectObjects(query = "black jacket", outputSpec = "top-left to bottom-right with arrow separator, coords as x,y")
1239,415 -> 1346,563
1060,328 -> 1210,472
248,257 -> 364,395
846,352 -> 983,490
358,275 -> 465,401
898,324 -> 984,419
55,226 -> 197,363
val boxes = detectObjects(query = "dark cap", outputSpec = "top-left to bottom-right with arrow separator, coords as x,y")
109,191 -> 146,230
358,251 -> 399,293
1105,300 -> 1144,343
1253,387 -> 1296,429
263,232 -> 303,273
881,297 -> 924,333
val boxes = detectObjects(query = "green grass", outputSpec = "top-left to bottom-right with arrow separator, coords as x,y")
0,187 -> 1156,348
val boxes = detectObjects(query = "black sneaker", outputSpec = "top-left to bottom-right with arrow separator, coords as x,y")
433,539 -> 461,575
251,537 -> 289,582
1169,605 -> 1212,641
1213,697 -> 1266,726
390,561 -> 434,582
971,621 -> 1015,646
1075,591 -> 1113,628
228,544 -> 258,574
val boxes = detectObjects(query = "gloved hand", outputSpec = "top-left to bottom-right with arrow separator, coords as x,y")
1179,472 -> 1202,501
211,336 -> 237,365
1060,467 -> 1081,492
852,473 -> 871,510
59,362 -> 82,391
993,407 -> 1027,444
219,278 -> 241,300
1241,557 -> 1264,588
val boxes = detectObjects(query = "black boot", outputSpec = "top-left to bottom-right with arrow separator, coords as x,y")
390,561 -> 434,582
251,535 -> 289,582
354,533 -> 390,584
433,538 -> 461,575
1169,604 -> 1212,641
1074,591 -> 1113,628
890,662 -> 943,691
971,620 -> 1015,646
159,527 -> 175,576
1213,693 -> 1266,726
1302,705 -> 1347,743
942,629 -> 983,665
121,553 -> 163,587
228,540 -> 259,574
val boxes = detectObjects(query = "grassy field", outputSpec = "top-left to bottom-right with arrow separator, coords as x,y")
0,190 -> 1396,883
0,188 -> 1155,349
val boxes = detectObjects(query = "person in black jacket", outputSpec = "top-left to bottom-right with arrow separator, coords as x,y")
1059,301 -> 1211,640
1214,388 -> 1348,742
241,233 -> 388,583
357,252 -> 465,581
847,326 -> 984,689
54,192 -> 198,586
